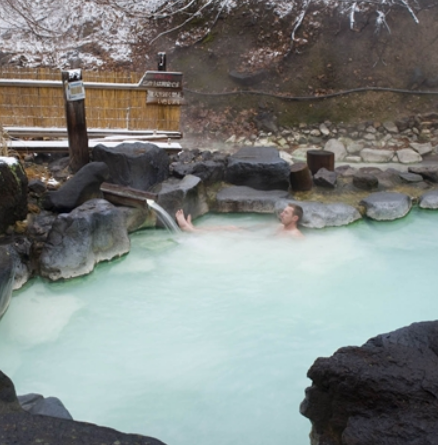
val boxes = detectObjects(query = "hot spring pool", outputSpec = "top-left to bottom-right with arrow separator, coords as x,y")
1,209 -> 438,444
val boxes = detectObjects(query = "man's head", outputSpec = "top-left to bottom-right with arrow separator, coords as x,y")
279,204 -> 303,227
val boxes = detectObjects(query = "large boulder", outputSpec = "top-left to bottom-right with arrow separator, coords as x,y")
360,191 -> 412,221
409,142 -> 433,156
0,247 -> 14,319
323,139 -> 347,161
26,210 -> 58,265
215,185 -> 289,213
396,148 -> 422,164
153,174 -> 209,222
359,148 -> 394,163
0,370 -> 167,445
0,157 -> 28,233
275,200 -> 361,229
0,236 -> 33,290
300,321 -> 438,445
40,199 -> 131,281
171,159 -> 226,184
225,146 -> 290,191
42,162 -> 109,212
92,142 -> 169,191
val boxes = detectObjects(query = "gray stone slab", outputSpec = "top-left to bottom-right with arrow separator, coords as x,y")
216,185 -> 289,213
275,199 -> 362,229
419,189 -> 438,209
360,192 -> 412,221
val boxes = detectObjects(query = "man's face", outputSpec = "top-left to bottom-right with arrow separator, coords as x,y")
280,206 -> 296,225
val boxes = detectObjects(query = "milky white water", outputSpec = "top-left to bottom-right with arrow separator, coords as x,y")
1,209 -> 438,445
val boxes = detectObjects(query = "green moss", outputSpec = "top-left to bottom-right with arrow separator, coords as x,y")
201,32 -> 215,44
9,162 -> 25,186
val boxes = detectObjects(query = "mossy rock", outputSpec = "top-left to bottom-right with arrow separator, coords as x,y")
0,159 -> 28,234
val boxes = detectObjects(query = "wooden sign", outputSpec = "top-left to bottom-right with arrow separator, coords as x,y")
138,71 -> 183,89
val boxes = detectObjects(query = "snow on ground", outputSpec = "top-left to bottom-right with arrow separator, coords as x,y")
0,0 -> 421,69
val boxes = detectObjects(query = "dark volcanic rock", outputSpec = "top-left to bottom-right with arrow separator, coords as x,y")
42,162 -> 109,212
0,371 -> 23,414
253,111 -> 279,133
153,174 -> 209,221
0,412 -> 167,445
28,179 -> 47,196
375,169 -> 402,189
225,146 -> 290,191
171,159 -> 226,183
0,159 -> 28,233
0,236 -> 33,290
300,321 -> 438,445
398,171 -> 424,183
92,142 -> 169,190
313,168 -> 337,188
0,370 -> 167,445
0,246 -> 14,318
352,171 -> 378,190
40,199 -> 130,281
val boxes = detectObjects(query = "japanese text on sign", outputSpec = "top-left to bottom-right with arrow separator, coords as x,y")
65,80 -> 85,102
138,71 -> 183,89
147,90 -> 184,105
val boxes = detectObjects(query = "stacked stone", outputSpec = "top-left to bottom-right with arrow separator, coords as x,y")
225,113 -> 438,165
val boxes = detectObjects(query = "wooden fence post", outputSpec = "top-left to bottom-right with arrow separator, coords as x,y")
62,69 -> 89,173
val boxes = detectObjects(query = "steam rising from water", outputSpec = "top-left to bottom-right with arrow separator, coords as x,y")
1,211 -> 438,445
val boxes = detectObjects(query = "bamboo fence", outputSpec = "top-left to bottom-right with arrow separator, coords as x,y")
0,67 -> 181,131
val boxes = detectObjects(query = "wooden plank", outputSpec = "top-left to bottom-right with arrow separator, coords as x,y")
100,182 -> 157,209
4,127 -> 182,138
7,139 -> 183,154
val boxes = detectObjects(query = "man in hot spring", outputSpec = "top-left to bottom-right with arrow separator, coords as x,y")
175,203 -> 304,238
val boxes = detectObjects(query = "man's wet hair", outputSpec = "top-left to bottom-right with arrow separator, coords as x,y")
287,203 -> 304,223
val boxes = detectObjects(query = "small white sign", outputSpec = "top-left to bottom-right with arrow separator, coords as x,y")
66,80 -> 86,101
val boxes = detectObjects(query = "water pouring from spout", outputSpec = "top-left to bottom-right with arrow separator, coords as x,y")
147,199 -> 180,232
